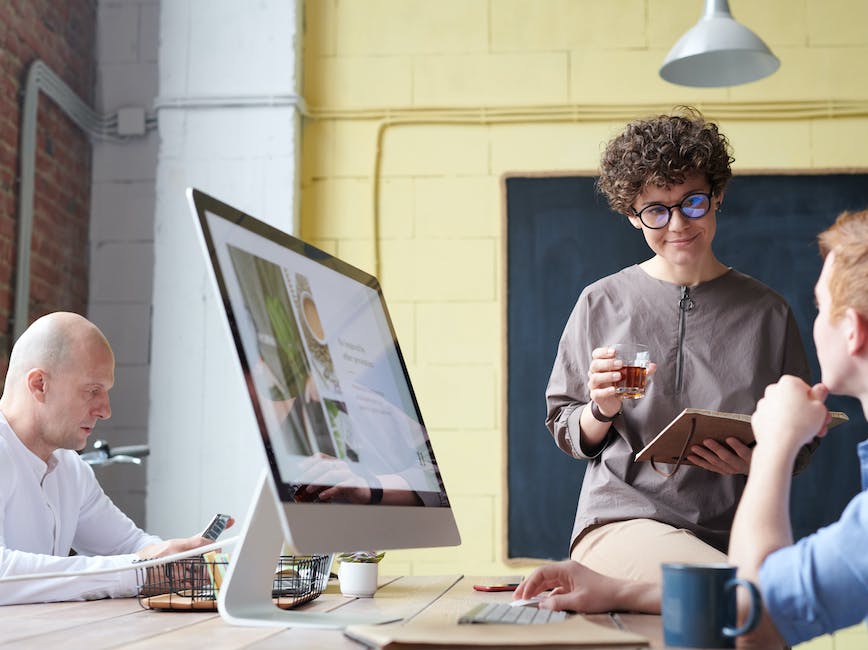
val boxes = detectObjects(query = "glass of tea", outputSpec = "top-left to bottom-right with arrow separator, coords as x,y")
612,343 -> 651,399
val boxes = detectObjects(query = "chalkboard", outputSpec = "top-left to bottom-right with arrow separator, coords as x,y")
506,174 -> 868,561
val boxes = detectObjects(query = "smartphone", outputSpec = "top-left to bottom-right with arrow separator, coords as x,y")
472,583 -> 520,592
200,513 -> 231,541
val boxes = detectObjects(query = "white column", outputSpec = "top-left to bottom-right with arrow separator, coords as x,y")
148,0 -> 302,536
90,0 -> 161,526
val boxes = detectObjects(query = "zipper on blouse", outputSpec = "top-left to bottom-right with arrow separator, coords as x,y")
675,286 -> 694,394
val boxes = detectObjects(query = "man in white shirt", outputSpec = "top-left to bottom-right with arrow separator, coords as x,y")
0,312 -> 213,604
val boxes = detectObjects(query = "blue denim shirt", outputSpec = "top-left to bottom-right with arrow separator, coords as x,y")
759,439 -> 868,645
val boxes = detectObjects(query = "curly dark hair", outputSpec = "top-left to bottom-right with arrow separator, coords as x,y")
597,107 -> 734,217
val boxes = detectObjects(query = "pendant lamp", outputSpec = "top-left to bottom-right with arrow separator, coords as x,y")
659,0 -> 780,87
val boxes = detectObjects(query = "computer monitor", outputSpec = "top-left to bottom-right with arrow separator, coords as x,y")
186,188 -> 461,628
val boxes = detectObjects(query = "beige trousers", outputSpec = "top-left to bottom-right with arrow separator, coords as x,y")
570,518 -> 728,584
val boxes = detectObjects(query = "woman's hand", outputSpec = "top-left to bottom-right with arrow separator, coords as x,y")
514,560 -> 660,614
588,346 -> 657,417
514,560 -> 620,613
687,437 -> 753,475
587,347 -> 625,417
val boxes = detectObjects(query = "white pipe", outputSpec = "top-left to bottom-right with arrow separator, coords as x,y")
152,0 -> 308,234
293,0 -> 305,235
13,60 -> 155,342
14,62 -> 40,343
153,94 -> 308,114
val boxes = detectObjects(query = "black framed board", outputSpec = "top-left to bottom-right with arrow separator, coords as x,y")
506,173 -> 868,561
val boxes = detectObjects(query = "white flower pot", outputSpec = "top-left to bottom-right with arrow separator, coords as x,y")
338,561 -> 378,598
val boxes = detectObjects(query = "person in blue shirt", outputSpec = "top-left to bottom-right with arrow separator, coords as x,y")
515,209 -> 868,648
727,209 -> 868,647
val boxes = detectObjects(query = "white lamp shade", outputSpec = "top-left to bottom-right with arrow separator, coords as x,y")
660,0 -> 780,87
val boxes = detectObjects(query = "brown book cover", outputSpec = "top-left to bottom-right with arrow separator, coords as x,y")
634,408 -> 849,465
344,616 -> 649,648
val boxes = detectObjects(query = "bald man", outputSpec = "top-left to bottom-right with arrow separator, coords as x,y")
0,312 -> 212,604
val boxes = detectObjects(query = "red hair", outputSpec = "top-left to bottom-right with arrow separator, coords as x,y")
818,210 -> 868,321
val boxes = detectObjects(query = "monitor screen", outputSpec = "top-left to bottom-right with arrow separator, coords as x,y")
187,188 -> 460,558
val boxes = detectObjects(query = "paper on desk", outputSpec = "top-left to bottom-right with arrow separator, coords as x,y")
344,615 -> 649,648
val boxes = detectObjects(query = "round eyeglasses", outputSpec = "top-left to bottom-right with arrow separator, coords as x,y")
632,192 -> 712,229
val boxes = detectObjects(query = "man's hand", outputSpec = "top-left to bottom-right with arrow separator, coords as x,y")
687,437 -> 753,475
752,376 -> 830,450
136,535 -> 213,560
137,534 -> 230,597
513,560 -> 660,614
137,537 -> 210,597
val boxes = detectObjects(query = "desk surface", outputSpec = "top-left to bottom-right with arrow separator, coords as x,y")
1,575 -> 664,648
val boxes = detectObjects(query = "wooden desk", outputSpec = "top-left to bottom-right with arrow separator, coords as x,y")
0,576 -> 663,648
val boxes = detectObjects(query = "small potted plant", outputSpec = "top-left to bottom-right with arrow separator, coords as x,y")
337,551 -> 384,597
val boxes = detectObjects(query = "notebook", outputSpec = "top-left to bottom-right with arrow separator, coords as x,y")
634,407 -> 849,465
344,614 -> 649,648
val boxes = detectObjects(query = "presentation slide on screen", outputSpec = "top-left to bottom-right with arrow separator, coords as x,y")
206,211 -> 441,499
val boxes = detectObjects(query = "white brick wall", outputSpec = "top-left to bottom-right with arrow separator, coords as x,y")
89,0 -> 161,525
147,0 -> 301,538
90,0 -> 301,533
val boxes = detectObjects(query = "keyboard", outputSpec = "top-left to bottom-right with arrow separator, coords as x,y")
458,602 -> 568,625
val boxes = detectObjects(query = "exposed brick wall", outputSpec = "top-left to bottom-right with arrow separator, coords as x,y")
0,0 -> 96,375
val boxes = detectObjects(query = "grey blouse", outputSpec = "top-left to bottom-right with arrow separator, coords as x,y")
546,265 -> 812,554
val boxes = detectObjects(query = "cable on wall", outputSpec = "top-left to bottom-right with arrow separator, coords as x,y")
151,92 -> 308,236
153,94 -> 308,114
13,59 -> 156,342
306,99 -> 868,279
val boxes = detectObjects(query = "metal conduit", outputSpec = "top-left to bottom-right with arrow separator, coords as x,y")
14,59 -> 154,342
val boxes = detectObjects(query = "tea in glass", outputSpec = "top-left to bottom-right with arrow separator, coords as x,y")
613,343 -> 650,399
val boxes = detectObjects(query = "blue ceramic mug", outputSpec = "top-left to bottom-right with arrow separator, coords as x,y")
661,563 -> 761,648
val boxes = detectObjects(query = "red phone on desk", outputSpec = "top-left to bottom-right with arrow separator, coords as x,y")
472,583 -> 519,592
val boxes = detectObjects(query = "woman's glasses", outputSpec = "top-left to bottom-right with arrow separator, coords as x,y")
632,192 -> 712,229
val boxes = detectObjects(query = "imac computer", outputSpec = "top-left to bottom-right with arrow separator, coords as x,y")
186,188 -> 461,628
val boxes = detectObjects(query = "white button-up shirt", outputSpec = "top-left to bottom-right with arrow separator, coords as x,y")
0,413 -> 161,604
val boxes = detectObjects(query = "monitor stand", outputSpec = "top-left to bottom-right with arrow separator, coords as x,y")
217,470 -> 401,629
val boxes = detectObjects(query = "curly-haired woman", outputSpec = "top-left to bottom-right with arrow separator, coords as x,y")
546,107 -> 816,583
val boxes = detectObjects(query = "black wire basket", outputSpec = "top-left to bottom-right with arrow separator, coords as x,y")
136,554 -> 331,611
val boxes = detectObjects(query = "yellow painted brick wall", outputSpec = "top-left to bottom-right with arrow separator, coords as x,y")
301,1 -> 868,645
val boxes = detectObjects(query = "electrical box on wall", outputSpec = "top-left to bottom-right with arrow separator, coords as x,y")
116,106 -> 146,136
